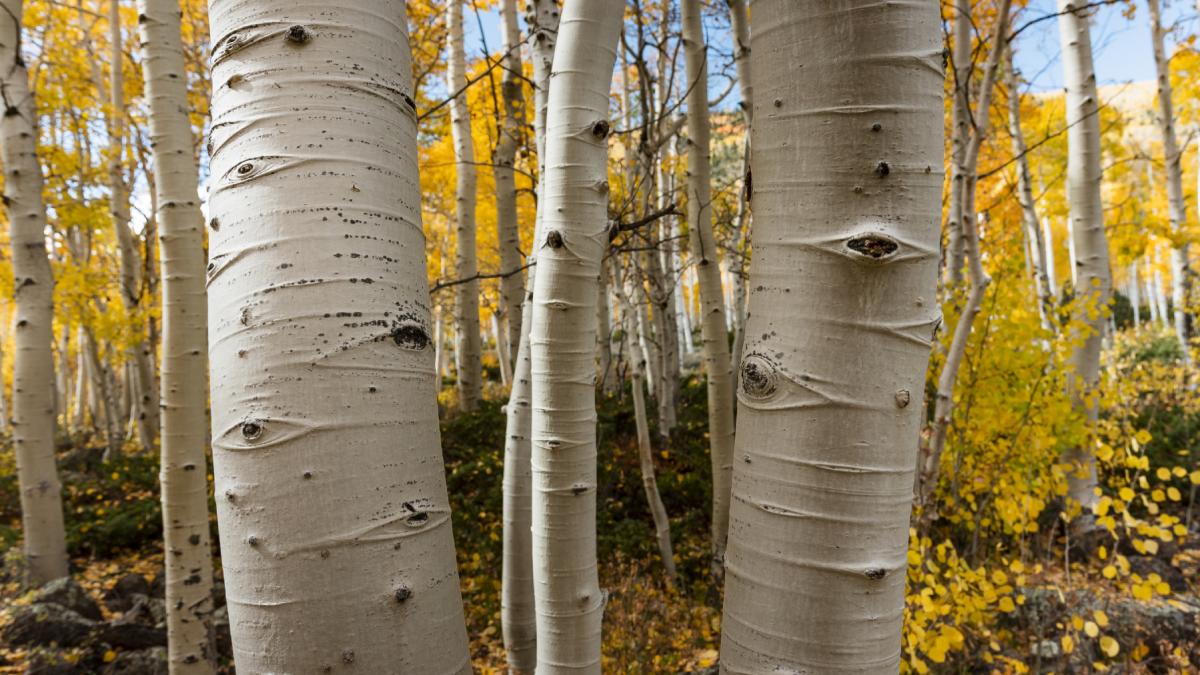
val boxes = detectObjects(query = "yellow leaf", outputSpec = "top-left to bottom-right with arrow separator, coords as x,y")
1102,565 -> 1117,579
1156,467 -> 1171,481
1167,487 -> 1181,501
998,597 -> 1015,612
1099,636 -> 1119,657
1134,429 -> 1152,444
103,650 -> 117,664
1084,621 -> 1099,638
1062,635 -> 1075,654
1094,610 -> 1108,627
1118,487 -> 1135,502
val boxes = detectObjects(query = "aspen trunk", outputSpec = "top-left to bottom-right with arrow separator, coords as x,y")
1058,0 -> 1112,511
0,0 -> 70,585
448,0 -> 482,412
1043,217 -> 1059,299
501,3 -> 559,671
496,0 -> 526,371
529,1 -> 623,669
1129,263 -> 1141,327
681,0 -> 736,573
945,0 -> 970,285
136,1 -> 217,667
207,3 -> 470,671
719,0 -> 942,670
1148,0 -> 1193,367
107,0 -> 160,450
597,269 -> 615,394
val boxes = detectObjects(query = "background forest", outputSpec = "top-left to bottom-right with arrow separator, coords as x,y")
0,0 -> 1198,673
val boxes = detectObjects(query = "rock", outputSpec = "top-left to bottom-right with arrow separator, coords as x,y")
104,574 -> 151,613
93,621 -> 167,650
103,647 -> 168,675
147,572 -> 165,599
2,603 -> 97,648
119,594 -> 167,629
34,577 -> 103,621
1128,555 -> 1188,593
1033,639 -> 1061,659
25,649 -> 88,675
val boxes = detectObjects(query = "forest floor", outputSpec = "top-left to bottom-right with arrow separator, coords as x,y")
1,342 -> 1199,673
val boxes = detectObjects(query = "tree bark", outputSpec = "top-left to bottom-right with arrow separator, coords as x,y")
0,0 -> 70,585
718,0 -> 942,670
681,0 -> 736,574
206,2 -> 471,671
945,0 -> 970,285
1058,0 -> 1112,511
1148,0 -> 1192,367
496,0 -> 526,373
528,1 -> 623,669
448,0 -> 482,412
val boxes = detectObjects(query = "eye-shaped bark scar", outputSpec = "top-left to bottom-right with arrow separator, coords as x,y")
737,352 -> 868,411
216,155 -> 306,191
211,23 -> 279,64
792,224 -> 936,266
214,415 -> 319,451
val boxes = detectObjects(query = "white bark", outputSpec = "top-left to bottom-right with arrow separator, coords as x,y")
493,312 -> 512,386
496,0 -> 526,370
528,0 -> 623,669
1043,217 -> 1059,299
718,0 -> 943,670
206,3 -> 470,671
681,0 -> 736,573
945,0 -> 970,285
1148,0 -> 1192,367
1058,0 -> 1113,511
137,0 -> 217,668
448,0 -> 482,411
0,0 -> 70,584
1006,49 -> 1053,329
501,4 -> 559,671
1129,262 -> 1141,327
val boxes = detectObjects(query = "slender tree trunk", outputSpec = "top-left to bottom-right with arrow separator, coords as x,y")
1043,217 -> 1059,299
496,0 -> 527,373
945,0 -> 970,285
0,0 -> 70,584
107,0 -> 160,450
448,0 -> 482,412
136,3 -> 218,668
206,2 -> 471,671
614,259 -> 677,584
1148,0 -> 1192,367
597,269 -> 614,394
493,312 -> 513,386
501,3 -> 559,671
1129,262 -> 1141,327
1058,0 -> 1112,511
681,0 -> 736,574
718,0 -> 942,670
918,0 -> 1010,513
529,1 -> 623,669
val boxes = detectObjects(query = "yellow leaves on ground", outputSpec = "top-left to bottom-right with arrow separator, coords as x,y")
1099,636 -> 1120,657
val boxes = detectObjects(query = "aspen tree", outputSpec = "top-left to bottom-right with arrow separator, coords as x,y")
719,0 -> 943,670
529,0 -> 623,669
107,0 -> 160,450
1148,0 -> 1192,367
496,0 -> 526,368
1057,0 -> 1112,510
206,2 -> 470,670
681,0 -> 736,573
0,0 -> 70,585
945,0 -> 970,285
448,0 -> 482,412
501,2 -> 558,671
137,0 -> 218,668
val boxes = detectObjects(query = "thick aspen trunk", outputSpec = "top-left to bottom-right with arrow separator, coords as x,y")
448,0 -> 482,412
529,1 -> 623,669
496,0 -> 526,372
1058,0 -> 1112,511
107,0 -> 160,450
1,0 -> 70,584
681,0 -> 736,574
206,2 -> 471,671
1149,0 -> 1192,367
718,0 -> 942,670
501,3 -> 559,671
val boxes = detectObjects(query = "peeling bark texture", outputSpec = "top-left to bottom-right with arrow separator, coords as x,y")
1058,0 -> 1112,511
919,0 -> 1010,514
501,3 -> 558,672
681,0 -> 736,574
137,0 -> 218,669
1005,48 -> 1053,329
206,2 -> 470,671
945,0 -> 970,286
528,0 -> 623,670
108,0 -> 160,450
718,0 -> 942,671
0,0 -> 70,585
496,0 -> 526,370
1149,0 -> 1192,368
448,0 -> 482,412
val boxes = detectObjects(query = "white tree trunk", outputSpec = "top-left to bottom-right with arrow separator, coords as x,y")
945,0 -> 970,285
136,0 -> 217,668
718,0 -> 942,670
1129,262 -> 1141,327
501,3 -> 558,671
0,0 -> 70,585
1148,0 -> 1192,367
529,1 -> 623,669
1043,217 -> 1059,299
681,0 -> 736,573
448,0 -> 482,412
1006,48 -> 1053,329
496,0 -> 526,371
1058,0 -> 1113,511
206,3 -> 470,671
